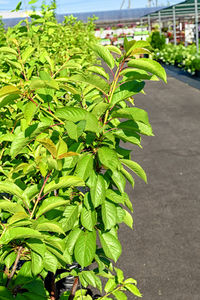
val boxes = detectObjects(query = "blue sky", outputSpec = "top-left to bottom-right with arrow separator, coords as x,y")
0,0 -> 182,13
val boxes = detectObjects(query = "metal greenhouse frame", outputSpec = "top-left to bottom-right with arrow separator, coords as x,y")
143,0 -> 200,52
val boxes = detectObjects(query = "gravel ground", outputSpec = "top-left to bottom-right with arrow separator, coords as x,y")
117,69 -> 200,300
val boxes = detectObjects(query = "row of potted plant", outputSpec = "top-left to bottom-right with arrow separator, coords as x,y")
154,43 -> 200,75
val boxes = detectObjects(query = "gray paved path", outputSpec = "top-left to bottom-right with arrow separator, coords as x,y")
118,71 -> 200,300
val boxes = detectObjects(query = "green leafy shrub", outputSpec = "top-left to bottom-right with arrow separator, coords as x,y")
0,4 -> 167,299
148,31 -> 166,51
154,43 -> 200,74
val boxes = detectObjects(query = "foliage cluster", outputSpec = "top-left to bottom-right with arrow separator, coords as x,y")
147,31 -> 166,51
154,43 -> 200,74
0,3 -> 166,299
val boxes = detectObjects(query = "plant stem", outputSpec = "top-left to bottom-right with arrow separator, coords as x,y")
40,106 -> 64,125
69,277 -> 79,300
30,172 -> 51,219
6,246 -> 23,287
98,285 -> 123,299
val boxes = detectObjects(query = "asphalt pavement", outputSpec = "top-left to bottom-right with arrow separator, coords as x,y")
117,69 -> 200,299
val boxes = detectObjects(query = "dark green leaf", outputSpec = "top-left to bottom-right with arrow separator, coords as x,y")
31,251 -> 43,276
111,80 -> 144,106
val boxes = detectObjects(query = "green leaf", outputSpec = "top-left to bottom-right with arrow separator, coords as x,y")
118,120 -> 153,136
81,207 -> 96,231
121,159 -> 147,183
31,251 -> 43,276
36,221 -> 65,235
90,174 -> 106,208
12,1 -> 22,11
0,200 -> 26,214
37,137 -> 57,158
74,230 -> 96,267
128,58 -> 167,83
60,205 -> 79,232
106,189 -> 125,204
24,101 -> 37,125
56,138 -> 68,158
20,279 -> 46,298
26,238 -> 46,257
36,197 -> 69,218
0,93 -> 19,109
127,40 -> 151,56
5,251 -> 17,269
0,227 -> 42,244
110,169 -> 126,193
105,45 -> 122,55
112,107 -> 150,127
116,206 -> 126,224
10,131 -> 29,158
112,290 -> 127,300
124,36 -> 135,53
30,79 -> 59,90
98,147 -> 120,171
0,47 -> 18,56
65,120 -> 85,141
56,107 -> 99,133
0,85 -> 20,98
115,267 -> 124,283
69,73 -> 110,94
123,210 -> 133,229
120,167 -> 135,188
0,286 -> 13,300
90,43 -> 115,69
125,283 -> 142,297
22,46 -> 35,63
124,193 -> 133,212
99,231 -> 121,262
104,278 -> 117,293
14,261 -> 32,285
113,129 -> 141,147
88,66 -> 109,80
92,102 -> 109,118
44,250 -> 58,273
44,176 -> 84,194
111,80 -> 145,106
80,270 -> 97,288
0,181 -> 24,200
101,200 -> 117,230
8,214 -> 31,226
65,228 -> 82,255
75,154 -> 93,181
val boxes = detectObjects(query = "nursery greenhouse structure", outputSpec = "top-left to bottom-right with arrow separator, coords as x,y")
143,0 -> 200,51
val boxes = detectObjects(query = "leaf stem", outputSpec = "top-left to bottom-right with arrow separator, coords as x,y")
6,246 -> 23,287
30,171 -> 51,219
